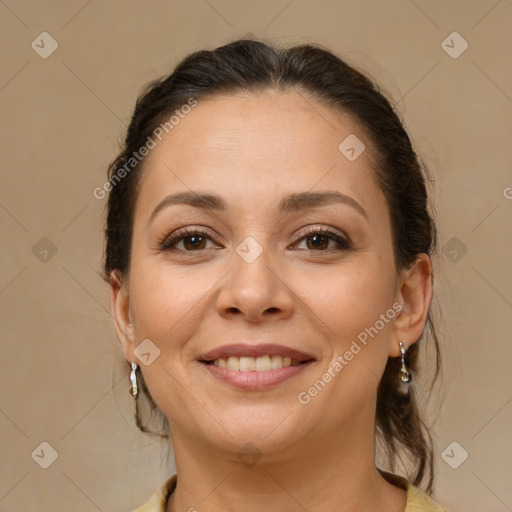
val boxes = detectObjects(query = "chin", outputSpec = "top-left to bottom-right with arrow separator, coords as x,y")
201,408 -> 309,454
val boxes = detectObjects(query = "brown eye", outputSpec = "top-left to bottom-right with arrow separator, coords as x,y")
295,228 -> 351,252
305,234 -> 330,250
160,228 -> 218,252
181,235 -> 208,251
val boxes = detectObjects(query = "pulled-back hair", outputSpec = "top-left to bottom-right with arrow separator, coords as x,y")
102,38 -> 441,492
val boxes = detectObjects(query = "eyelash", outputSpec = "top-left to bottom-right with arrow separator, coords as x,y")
159,226 -> 351,253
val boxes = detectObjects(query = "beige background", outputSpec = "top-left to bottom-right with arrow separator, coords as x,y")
1,1 -> 511,511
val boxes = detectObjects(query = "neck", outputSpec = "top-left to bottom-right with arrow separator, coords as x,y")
165,419 -> 407,512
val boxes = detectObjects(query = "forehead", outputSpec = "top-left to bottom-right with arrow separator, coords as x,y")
134,90 -> 383,217
145,90 -> 364,165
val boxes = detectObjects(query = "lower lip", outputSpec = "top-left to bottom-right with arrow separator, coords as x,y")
200,361 -> 314,390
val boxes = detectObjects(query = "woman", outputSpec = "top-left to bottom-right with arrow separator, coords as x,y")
103,39 -> 447,511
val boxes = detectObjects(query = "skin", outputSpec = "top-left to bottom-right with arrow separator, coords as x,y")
111,90 -> 432,512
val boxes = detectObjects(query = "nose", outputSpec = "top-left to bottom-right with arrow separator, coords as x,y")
216,245 -> 294,323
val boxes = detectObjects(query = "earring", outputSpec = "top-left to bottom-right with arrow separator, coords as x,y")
397,341 -> 411,394
398,342 -> 411,383
129,361 -> 138,399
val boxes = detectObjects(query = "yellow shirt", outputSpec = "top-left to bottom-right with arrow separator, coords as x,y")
134,472 -> 448,512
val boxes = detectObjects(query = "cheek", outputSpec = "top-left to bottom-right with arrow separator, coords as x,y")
293,259 -> 395,340
128,259 -> 212,342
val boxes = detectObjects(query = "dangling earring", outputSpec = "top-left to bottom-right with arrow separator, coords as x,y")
397,341 -> 411,394
129,361 -> 138,399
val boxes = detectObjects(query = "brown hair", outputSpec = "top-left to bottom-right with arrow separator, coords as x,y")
102,38 -> 441,492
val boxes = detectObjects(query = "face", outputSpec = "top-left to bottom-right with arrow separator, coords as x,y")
112,90 -> 429,459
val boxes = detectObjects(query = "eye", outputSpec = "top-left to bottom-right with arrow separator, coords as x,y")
294,227 -> 351,252
159,228 -> 220,252
159,226 -> 351,253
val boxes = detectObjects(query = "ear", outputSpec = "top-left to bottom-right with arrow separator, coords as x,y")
389,253 -> 433,357
110,270 -> 136,362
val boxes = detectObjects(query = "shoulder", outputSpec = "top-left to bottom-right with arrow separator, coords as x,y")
132,474 -> 177,512
380,470 -> 449,512
406,484 -> 448,512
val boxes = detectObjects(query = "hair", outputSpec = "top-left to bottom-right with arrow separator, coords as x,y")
102,38 -> 441,492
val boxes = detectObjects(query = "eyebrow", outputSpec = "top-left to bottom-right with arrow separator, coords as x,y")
148,190 -> 369,224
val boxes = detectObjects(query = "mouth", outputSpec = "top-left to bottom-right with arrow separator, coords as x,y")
197,343 -> 315,371
197,344 -> 316,389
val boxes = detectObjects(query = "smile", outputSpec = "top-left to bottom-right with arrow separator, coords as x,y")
197,343 -> 316,390
207,355 -> 303,371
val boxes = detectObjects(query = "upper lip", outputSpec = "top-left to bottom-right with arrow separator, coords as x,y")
197,344 -> 316,363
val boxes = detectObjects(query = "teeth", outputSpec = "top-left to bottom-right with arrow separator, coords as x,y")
240,356 -> 255,371
211,355 -> 298,371
256,355 -> 272,371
